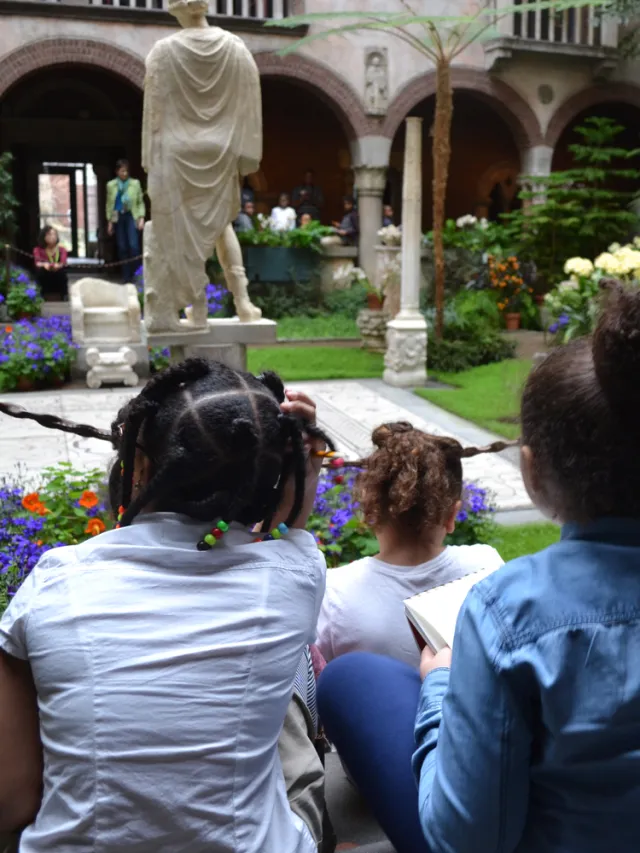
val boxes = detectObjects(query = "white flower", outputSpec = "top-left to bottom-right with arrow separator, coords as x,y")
558,279 -> 579,293
634,236 -> 640,249
455,214 -> 478,229
594,252 -> 622,276
563,257 -> 593,278
479,218 -> 489,231
377,225 -> 402,246
608,242 -> 621,253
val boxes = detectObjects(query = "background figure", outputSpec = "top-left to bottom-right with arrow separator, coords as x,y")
383,204 -> 394,227
292,170 -> 324,219
332,197 -> 359,246
299,213 -> 313,228
234,200 -> 255,233
241,179 -> 255,207
33,226 -> 68,299
271,193 -> 297,232
106,159 -> 146,283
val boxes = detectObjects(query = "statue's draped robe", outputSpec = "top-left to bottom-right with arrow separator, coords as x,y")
142,27 -> 262,315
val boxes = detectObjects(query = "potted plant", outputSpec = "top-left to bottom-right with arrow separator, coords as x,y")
0,316 -> 77,392
488,254 -> 533,331
6,273 -> 43,321
237,219 -> 333,284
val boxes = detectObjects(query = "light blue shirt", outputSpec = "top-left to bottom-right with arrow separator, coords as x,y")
414,518 -> 640,853
0,514 -> 325,852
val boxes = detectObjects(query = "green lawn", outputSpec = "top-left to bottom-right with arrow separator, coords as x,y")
277,314 -> 359,340
418,359 -> 532,438
490,522 -> 560,561
247,346 -> 383,381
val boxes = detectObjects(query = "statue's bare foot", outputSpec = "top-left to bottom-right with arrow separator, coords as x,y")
235,298 -> 262,323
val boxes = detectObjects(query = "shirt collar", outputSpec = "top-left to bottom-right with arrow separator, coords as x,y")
562,517 -> 640,547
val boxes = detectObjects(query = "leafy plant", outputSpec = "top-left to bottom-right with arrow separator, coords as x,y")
6,278 -> 43,320
237,220 -> 334,252
0,152 -> 19,295
0,463 -> 113,611
503,117 -> 640,287
0,316 -> 77,390
446,482 -> 497,546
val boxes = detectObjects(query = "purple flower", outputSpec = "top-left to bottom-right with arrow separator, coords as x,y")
558,313 -> 570,327
548,322 -> 559,334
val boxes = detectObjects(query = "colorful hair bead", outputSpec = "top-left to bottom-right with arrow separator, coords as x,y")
197,518 -> 230,551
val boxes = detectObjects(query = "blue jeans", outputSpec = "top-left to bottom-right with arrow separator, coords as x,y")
114,212 -> 140,283
317,653 -> 428,853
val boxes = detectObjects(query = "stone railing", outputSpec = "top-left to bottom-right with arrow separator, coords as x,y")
27,0 -> 293,19
486,0 -> 619,65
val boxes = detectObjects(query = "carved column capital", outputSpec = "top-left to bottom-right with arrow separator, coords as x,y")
354,165 -> 387,198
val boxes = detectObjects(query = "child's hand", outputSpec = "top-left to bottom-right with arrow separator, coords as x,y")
420,646 -> 452,680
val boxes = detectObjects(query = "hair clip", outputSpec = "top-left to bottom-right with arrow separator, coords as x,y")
197,519 -> 230,551
313,450 -> 345,469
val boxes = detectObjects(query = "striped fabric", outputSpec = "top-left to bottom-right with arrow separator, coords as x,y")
293,645 -> 318,734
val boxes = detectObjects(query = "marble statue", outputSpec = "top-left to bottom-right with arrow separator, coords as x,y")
364,48 -> 388,116
142,0 -> 263,332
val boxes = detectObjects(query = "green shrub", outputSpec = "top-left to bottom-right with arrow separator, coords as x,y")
323,282 -> 368,318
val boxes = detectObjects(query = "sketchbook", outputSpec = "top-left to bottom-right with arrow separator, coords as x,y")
404,565 -> 500,653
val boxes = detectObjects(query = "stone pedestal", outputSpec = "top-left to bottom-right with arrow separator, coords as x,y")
354,166 -> 387,285
376,244 -> 401,319
383,316 -> 428,386
146,317 -> 277,371
357,308 -> 388,353
318,245 -> 359,293
383,117 -> 427,387
85,346 -> 139,389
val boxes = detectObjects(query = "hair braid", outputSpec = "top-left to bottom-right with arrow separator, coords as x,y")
0,400 -> 111,443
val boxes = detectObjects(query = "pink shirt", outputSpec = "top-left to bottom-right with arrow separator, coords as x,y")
33,245 -> 68,266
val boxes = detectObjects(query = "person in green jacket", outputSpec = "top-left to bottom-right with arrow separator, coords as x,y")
106,159 -> 146,283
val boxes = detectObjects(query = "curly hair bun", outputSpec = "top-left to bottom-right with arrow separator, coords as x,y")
592,284 -> 640,418
371,422 -> 414,449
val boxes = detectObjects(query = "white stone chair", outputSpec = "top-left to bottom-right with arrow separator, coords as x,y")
70,278 -> 141,344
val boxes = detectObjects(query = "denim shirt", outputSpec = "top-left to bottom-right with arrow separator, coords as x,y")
413,518 -> 640,853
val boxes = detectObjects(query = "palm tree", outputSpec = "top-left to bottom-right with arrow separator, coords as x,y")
271,0 -> 612,338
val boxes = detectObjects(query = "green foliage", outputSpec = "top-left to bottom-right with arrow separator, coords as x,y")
424,289 -> 516,372
36,464 -> 113,544
246,276 -> 323,318
503,117 -> 640,287
323,282 -> 368,318
490,522 -> 560,562
276,314 -> 359,340
0,152 -> 18,245
237,221 -> 334,252
6,280 -> 43,320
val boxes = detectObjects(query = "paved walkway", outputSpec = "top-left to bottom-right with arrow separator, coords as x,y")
0,378 -> 532,513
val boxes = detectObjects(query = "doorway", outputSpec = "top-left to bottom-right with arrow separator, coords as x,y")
38,162 -> 99,258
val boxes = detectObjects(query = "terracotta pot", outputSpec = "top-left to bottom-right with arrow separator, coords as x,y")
505,312 -> 521,331
366,293 -> 384,311
16,376 -> 35,392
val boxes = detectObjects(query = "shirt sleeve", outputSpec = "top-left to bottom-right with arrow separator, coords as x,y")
315,584 -> 336,663
412,587 -> 532,853
0,570 -> 39,661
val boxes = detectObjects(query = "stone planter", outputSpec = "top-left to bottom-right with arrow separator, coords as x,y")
357,308 -> 389,353
317,245 -> 358,293
242,246 -> 317,283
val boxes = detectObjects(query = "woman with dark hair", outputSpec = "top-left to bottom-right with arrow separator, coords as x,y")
32,226 -> 68,299
318,284 -> 640,853
0,359 -> 334,853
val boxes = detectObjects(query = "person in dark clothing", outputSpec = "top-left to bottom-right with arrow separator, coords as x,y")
233,200 -> 255,233
332,197 -> 359,246
383,204 -> 395,227
33,226 -> 68,299
292,170 -> 324,217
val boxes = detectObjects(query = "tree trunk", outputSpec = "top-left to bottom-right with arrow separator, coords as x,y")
432,59 -> 453,339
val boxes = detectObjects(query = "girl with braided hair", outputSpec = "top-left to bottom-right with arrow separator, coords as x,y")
0,358 -> 335,853
316,422 -> 504,669
318,285 -> 640,853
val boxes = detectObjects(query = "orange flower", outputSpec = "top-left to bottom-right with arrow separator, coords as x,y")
36,539 -> 43,546
34,503 -> 50,516
5,325 -> 12,333
85,518 -> 106,537
78,490 -> 99,509
22,492 -> 42,512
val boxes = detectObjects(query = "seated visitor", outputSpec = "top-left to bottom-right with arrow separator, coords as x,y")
299,212 -> 314,228
0,359 -> 334,853
316,422 -> 503,668
317,285 -> 640,853
332,197 -> 359,246
33,225 -> 68,299
382,204 -> 394,226
233,199 -> 255,232
270,193 -> 297,232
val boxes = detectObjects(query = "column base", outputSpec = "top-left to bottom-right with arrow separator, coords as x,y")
383,315 -> 428,387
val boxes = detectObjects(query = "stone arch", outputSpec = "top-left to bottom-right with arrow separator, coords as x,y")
0,37 -> 145,100
382,66 -> 543,152
545,83 -> 640,149
253,52 -> 372,142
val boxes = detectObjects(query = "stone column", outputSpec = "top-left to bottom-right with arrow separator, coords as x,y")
353,165 -> 386,284
383,117 -> 427,387
522,145 -> 553,177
